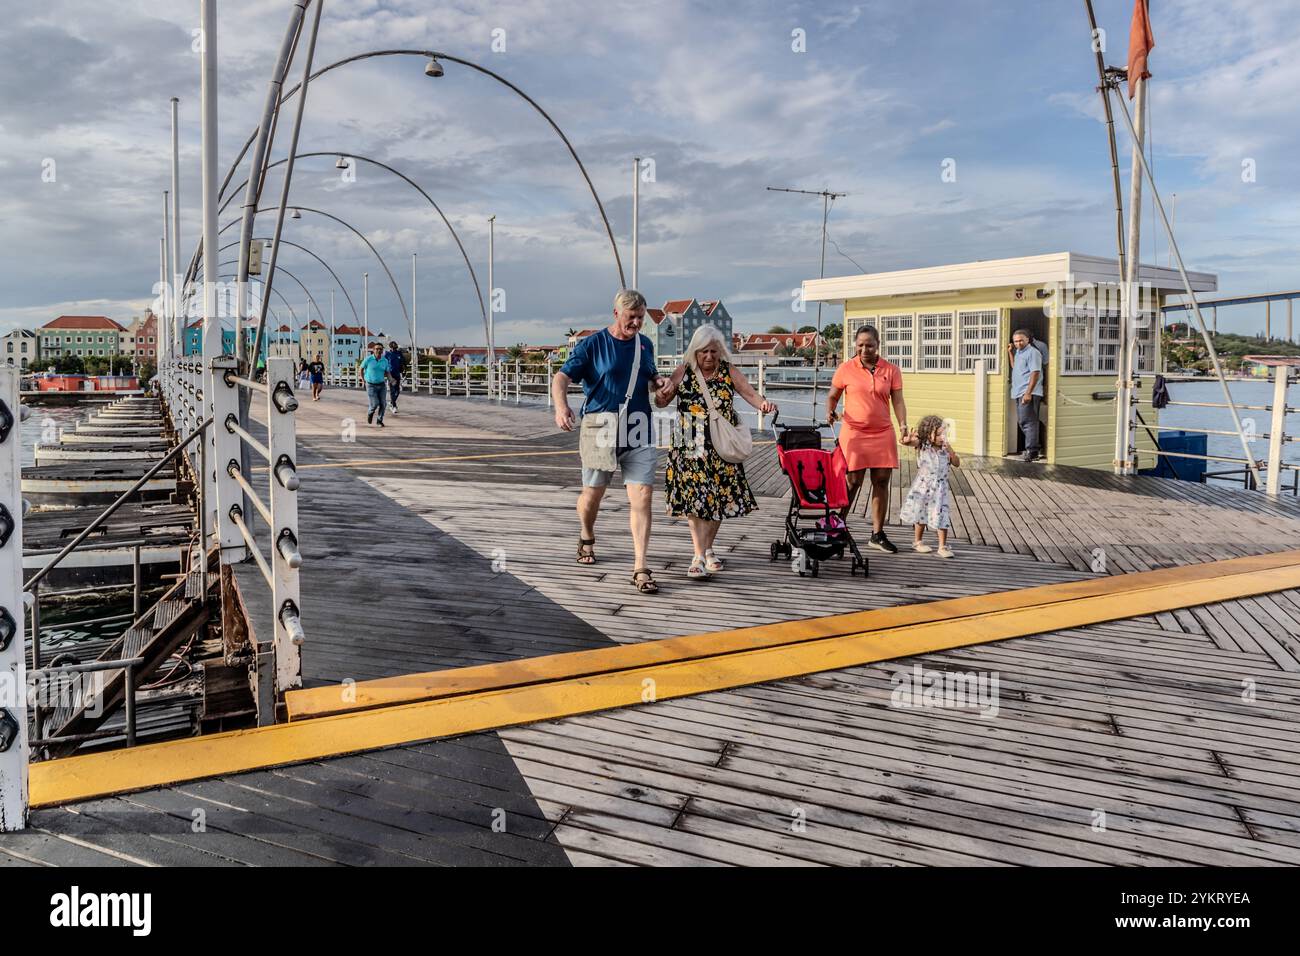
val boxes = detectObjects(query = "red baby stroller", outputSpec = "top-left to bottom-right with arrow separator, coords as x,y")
770,414 -> 868,578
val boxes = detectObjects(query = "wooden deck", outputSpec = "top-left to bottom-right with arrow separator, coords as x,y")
7,388 -> 1300,867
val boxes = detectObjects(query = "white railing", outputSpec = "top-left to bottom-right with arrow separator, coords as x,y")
0,368 -> 29,831
1134,366 -> 1296,494
409,357 -> 832,426
158,354 -> 304,725
211,357 -> 303,724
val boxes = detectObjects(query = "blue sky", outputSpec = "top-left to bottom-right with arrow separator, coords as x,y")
1,0 -> 1297,343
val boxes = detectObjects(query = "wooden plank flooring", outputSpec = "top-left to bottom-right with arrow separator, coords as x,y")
8,388 -> 1300,867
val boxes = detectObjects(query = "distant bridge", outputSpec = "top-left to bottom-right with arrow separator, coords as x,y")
1162,289 -> 1300,340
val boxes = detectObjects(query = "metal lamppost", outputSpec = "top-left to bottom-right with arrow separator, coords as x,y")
487,215 -> 496,397
767,185 -> 848,415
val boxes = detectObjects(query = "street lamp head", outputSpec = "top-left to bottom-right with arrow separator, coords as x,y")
335,155 -> 349,170
424,57 -> 444,78
291,208 -> 302,219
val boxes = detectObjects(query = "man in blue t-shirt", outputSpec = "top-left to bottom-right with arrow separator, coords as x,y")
552,289 -> 667,594
361,342 -> 390,427
1010,328 -> 1045,461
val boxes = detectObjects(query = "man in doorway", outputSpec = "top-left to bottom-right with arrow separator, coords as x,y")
309,352 -> 325,401
551,290 -> 668,595
362,341 -> 389,427
385,341 -> 405,414
1010,328 -> 1044,461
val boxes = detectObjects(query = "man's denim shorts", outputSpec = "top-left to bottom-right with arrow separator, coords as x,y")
582,443 -> 659,488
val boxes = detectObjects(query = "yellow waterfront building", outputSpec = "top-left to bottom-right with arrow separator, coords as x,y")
802,253 -> 1217,470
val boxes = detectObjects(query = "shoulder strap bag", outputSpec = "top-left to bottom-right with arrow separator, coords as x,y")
695,362 -> 753,464
579,335 -> 642,472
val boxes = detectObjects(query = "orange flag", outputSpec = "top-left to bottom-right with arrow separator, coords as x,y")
1127,0 -> 1155,98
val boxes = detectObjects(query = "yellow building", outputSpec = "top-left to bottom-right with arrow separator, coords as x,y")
802,253 -> 1217,470
300,320 -> 331,367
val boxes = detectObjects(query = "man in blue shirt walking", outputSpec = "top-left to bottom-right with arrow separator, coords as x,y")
552,290 -> 667,594
1010,328 -> 1044,461
362,341 -> 389,427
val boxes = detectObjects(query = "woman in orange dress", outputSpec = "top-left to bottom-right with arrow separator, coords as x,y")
826,325 -> 909,554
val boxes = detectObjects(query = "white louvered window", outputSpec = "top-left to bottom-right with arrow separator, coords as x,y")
880,313 -> 914,371
958,309 -> 1000,373
1135,312 -> 1157,372
918,312 -> 954,371
1096,311 -> 1120,373
1062,309 -> 1095,373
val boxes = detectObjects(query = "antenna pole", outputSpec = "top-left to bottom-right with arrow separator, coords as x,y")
766,185 -> 848,420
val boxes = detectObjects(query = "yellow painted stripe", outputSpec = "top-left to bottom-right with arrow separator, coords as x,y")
285,549 -> 1300,720
28,550 -> 1300,808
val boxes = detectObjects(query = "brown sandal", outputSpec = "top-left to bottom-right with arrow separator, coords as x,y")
630,569 -> 659,594
576,538 -> 596,565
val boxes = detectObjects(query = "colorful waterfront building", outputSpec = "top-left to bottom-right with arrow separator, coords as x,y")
39,315 -> 125,359
645,298 -> 734,358
802,253 -> 1217,470
300,319 -> 330,366
2,328 -> 39,368
182,322 -> 271,360
331,325 -> 388,367
268,323 -> 300,360
331,325 -> 363,368
121,310 -> 159,364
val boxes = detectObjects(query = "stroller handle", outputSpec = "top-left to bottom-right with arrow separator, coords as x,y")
769,409 -> 840,443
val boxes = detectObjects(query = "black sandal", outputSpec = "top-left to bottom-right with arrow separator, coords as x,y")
576,537 -> 596,565
630,569 -> 659,594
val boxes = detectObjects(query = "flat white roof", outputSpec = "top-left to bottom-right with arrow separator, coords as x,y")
802,252 -> 1217,302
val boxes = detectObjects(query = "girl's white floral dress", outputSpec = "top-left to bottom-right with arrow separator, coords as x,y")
899,444 -> 952,529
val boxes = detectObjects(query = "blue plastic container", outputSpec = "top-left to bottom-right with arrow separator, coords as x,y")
1139,430 -> 1207,482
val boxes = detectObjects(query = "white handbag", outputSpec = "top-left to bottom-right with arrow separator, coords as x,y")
695,362 -> 753,464
579,334 -> 642,472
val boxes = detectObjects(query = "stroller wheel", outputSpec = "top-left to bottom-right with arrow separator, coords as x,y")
810,560 -> 819,578
770,541 -> 782,562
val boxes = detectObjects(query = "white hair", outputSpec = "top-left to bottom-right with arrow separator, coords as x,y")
613,289 -> 647,312
684,324 -> 731,369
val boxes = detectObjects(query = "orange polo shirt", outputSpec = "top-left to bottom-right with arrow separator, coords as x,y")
831,357 -> 903,431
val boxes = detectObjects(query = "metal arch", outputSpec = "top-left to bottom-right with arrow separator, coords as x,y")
216,271 -> 299,326
220,150 -> 486,331
196,262 -> 297,327
218,237 -> 361,325
212,206 -> 410,343
217,259 -> 325,329
207,48 -> 625,287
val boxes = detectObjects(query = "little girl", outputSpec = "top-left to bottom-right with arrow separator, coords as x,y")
899,415 -> 960,557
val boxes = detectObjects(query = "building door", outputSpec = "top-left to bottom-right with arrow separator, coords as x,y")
1007,308 -> 1050,456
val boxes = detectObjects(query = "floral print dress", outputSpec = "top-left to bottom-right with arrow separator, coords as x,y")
665,362 -> 758,520
898,444 -> 953,529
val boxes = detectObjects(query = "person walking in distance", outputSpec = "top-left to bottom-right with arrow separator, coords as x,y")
362,342 -> 389,427
385,341 -> 405,414
551,290 -> 668,594
308,352 -> 325,401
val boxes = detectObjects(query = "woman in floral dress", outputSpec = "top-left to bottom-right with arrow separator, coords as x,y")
655,326 -> 776,579
899,414 -> 960,558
